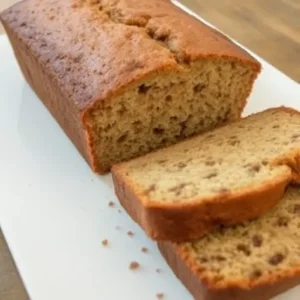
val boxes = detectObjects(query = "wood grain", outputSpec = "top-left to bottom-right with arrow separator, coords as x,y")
0,231 -> 29,300
0,0 -> 299,299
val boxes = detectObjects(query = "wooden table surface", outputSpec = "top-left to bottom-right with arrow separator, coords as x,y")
0,0 -> 300,299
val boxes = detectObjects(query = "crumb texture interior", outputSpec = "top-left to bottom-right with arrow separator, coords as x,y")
179,187 -> 300,288
122,109 -> 300,203
90,60 -> 254,171
81,0 -> 256,171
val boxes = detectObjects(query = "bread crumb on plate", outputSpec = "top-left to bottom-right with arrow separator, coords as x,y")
141,247 -> 148,253
102,239 -> 108,246
129,261 -> 140,270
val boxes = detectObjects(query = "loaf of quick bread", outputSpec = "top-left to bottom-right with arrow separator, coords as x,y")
0,0 -> 261,173
112,108 -> 300,241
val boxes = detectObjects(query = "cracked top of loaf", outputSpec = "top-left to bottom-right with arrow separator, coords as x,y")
0,0 -> 260,111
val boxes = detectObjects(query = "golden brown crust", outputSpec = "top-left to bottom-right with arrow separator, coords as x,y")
0,0 -> 260,173
1,16 -> 93,166
112,165 -> 290,241
158,241 -> 300,300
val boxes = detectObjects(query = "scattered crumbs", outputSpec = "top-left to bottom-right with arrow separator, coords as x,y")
108,201 -> 115,207
115,226 -> 121,230
141,247 -> 148,253
127,231 -> 134,237
102,239 -> 108,246
118,209 -> 122,214
156,268 -> 162,274
156,293 -> 164,299
129,261 -> 140,270
91,179 -> 94,182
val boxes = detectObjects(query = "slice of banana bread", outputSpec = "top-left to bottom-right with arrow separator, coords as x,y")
0,0 -> 260,173
112,107 -> 300,241
158,187 -> 300,300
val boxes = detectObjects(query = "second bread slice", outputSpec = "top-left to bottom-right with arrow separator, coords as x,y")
112,107 -> 300,241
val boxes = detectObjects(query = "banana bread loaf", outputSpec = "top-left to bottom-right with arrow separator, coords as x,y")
112,107 -> 300,241
158,186 -> 300,300
0,0 -> 261,173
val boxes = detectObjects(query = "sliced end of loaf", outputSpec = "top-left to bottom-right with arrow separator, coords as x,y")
86,58 -> 258,172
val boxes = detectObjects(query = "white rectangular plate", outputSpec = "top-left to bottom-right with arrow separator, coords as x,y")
0,3 -> 300,300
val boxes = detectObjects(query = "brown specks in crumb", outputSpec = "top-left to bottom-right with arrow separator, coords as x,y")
157,159 -> 167,164
268,253 -> 285,265
294,204 -> 300,214
108,201 -> 115,207
273,124 -> 280,129
117,134 -> 128,143
141,247 -> 148,253
153,128 -> 165,135
241,230 -> 249,237
199,257 -> 208,263
237,244 -> 251,256
127,231 -> 134,237
156,293 -> 164,299
165,95 -> 172,102
205,160 -> 215,166
276,216 -> 289,227
252,235 -> 263,247
144,184 -> 156,196
169,183 -> 190,196
213,255 -> 226,262
250,269 -> 262,280
156,268 -> 162,273
204,172 -> 218,179
291,133 -> 300,139
129,261 -> 140,270
193,83 -> 205,93
138,84 -> 151,94
248,163 -> 261,173
176,162 -> 187,169
102,239 -> 108,246
228,139 -> 240,146
228,135 -> 240,146
262,159 -> 268,166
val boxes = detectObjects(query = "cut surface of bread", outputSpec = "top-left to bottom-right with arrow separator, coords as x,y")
158,187 -> 300,300
0,0 -> 260,173
112,107 -> 300,241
